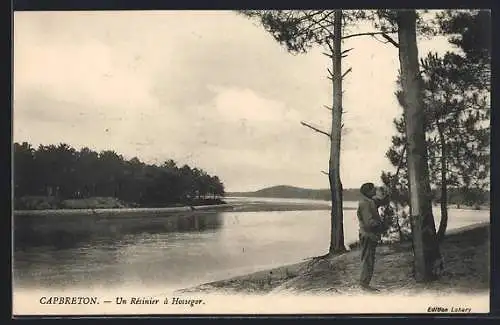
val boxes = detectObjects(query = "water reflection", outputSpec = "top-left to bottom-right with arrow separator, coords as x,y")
14,211 -> 224,250
12,203 -> 490,291
13,211 -> 226,289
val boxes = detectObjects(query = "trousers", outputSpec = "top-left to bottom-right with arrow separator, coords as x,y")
359,234 -> 378,286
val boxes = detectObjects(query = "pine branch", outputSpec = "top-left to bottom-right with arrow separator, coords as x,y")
325,39 -> 334,54
298,11 -> 330,36
300,121 -> 331,138
381,33 -> 399,48
293,10 -> 326,24
305,11 -> 335,37
341,48 -> 354,55
342,30 -> 397,40
341,67 -> 352,79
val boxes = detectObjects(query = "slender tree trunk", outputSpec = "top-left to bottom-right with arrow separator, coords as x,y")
328,9 -> 346,255
436,124 -> 448,241
397,9 -> 442,282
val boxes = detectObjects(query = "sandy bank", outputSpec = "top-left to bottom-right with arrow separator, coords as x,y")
178,222 -> 490,296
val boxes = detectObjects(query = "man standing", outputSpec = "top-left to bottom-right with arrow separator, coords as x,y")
357,182 -> 389,291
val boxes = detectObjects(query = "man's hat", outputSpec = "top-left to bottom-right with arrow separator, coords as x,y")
360,182 -> 375,197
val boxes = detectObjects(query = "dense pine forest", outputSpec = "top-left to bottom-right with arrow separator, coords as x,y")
14,142 -> 225,209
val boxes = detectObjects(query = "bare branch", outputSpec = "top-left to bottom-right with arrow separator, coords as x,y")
327,68 -> 334,77
342,30 -> 397,40
341,48 -> 354,55
371,34 -> 388,45
325,39 -> 334,53
300,121 -> 331,138
308,24 -> 333,37
322,52 -> 333,58
341,67 -> 352,79
321,170 -> 329,176
381,33 -> 399,48
324,105 -> 332,111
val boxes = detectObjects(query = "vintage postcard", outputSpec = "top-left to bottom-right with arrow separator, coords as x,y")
12,9 -> 491,316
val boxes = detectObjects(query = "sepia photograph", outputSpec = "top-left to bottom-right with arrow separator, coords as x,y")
12,9 -> 491,315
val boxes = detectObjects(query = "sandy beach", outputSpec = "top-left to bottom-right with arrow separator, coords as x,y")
178,222 -> 490,296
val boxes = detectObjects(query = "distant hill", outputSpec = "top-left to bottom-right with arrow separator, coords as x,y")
228,185 -> 490,206
227,185 -> 362,202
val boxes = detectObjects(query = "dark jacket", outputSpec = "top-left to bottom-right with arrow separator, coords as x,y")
357,194 -> 384,241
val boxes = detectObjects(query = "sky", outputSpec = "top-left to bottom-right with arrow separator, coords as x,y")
13,10 -> 455,192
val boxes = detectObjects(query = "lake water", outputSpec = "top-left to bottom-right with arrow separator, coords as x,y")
13,198 -> 490,293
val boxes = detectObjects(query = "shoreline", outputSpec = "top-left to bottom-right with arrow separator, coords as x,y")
13,203 -> 233,216
14,194 -> 489,216
13,201 -> 340,217
177,222 -> 490,296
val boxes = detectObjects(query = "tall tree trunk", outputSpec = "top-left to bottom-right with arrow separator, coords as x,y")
396,9 -> 442,282
436,123 -> 448,241
328,9 -> 346,255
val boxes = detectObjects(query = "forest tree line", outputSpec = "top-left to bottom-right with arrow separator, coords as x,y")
14,142 -> 225,209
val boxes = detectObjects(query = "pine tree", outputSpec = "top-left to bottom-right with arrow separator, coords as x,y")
382,9 -> 490,244
239,10 -> 386,255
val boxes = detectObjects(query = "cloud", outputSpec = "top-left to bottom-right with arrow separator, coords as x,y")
209,86 -> 299,123
13,11 -> 457,191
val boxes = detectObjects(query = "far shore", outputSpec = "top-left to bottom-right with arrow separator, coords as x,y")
13,196 -> 488,217
13,200 -> 339,217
